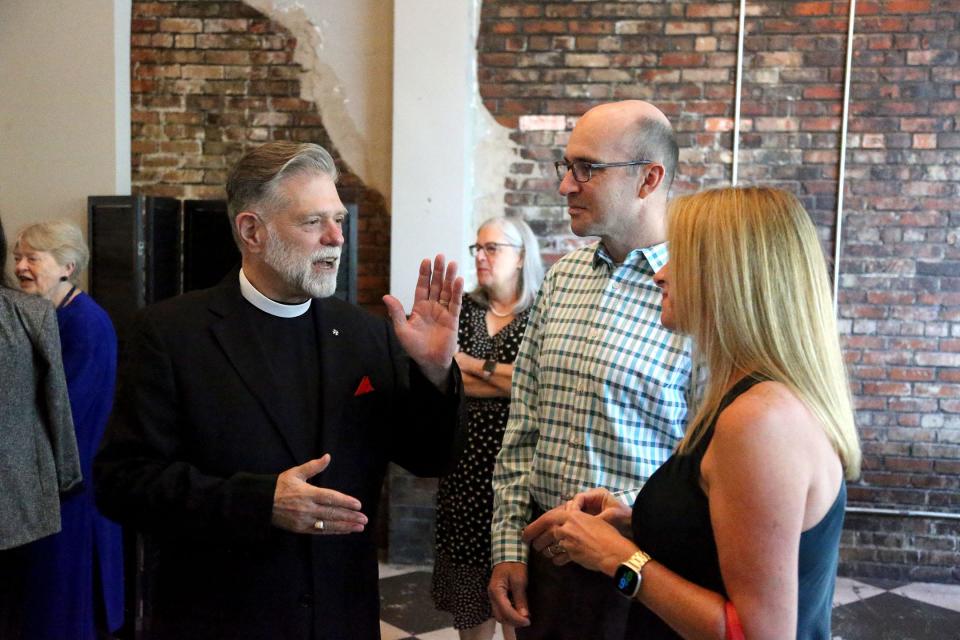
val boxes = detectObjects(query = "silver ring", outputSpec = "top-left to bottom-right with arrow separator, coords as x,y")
439,300 -> 450,307
549,543 -> 566,555
313,519 -> 325,531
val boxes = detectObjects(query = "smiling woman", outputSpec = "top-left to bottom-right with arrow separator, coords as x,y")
11,220 -> 124,640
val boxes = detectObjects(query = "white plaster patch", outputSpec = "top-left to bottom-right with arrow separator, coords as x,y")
243,0 -> 393,204
518,114 -> 566,131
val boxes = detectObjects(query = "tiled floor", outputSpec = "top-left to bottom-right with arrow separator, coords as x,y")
379,564 -> 960,640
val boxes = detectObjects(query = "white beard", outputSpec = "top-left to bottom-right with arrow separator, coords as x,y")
264,227 -> 340,299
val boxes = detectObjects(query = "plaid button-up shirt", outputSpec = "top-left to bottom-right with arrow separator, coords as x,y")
491,241 -> 693,565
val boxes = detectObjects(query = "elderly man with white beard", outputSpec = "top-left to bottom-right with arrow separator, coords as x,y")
95,142 -> 467,640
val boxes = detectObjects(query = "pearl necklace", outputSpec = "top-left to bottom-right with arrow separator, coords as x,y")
488,303 -> 515,318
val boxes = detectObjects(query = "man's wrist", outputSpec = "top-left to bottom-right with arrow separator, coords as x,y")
419,361 -> 453,391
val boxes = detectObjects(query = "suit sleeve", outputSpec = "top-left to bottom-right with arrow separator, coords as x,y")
37,302 -> 82,493
383,317 -> 466,477
94,312 -> 277,542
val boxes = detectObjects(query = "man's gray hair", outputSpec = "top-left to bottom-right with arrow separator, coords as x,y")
225,142 -> 338,244
632,117 -> 679,193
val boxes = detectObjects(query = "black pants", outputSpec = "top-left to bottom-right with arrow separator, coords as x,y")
516,506 -> 631,640
0,547 -> 26,640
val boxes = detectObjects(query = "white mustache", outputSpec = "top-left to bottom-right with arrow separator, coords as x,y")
310,250 -> 341,262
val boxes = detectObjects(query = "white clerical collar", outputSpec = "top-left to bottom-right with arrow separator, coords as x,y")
239,269 -> 312,318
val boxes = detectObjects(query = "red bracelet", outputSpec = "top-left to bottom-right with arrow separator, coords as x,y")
724,601 -> 745,640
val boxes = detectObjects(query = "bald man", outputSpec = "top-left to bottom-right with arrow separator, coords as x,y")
489,101 -> 694,639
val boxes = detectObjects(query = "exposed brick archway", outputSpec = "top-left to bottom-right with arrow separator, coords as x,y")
130,0 -> 390,312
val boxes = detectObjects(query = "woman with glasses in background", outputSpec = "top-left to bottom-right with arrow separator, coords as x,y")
432,216 -> 544,640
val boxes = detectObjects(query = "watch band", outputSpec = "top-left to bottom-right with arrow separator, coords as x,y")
482,358 -> 497,379
614,550 -> 651,599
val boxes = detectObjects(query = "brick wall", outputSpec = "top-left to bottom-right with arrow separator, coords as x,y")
130,0 -> 390,313
839,1 -> 960,582
478,0 -> 959,582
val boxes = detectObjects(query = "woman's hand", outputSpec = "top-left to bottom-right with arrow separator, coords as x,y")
565,488 -> 633,536
523,508 -> 638,576
454,351 -> 482,376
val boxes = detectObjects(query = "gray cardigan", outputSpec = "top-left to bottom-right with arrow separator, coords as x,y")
0,287 -> 81,550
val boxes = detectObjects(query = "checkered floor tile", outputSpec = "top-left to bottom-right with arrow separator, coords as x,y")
379,565 -> 960,639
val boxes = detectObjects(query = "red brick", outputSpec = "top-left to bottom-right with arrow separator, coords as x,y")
792,2 -> 833,16
803,86 -> 842,100
159,18 -> 203,33
522,21 -> 566,34
687,4 -> 734,18
664,21 -> 709,35
134,3 -> 176,17
660,52 -> 706,67
885,0 -> 932,12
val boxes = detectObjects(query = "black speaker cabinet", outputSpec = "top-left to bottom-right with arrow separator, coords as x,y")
182,199 -> 240,293
335,202 -> 358,305
87,195 -> 181,346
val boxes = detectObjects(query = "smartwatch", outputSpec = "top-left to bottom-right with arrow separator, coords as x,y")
482,359 -> 497,379
613,550 -> 651,599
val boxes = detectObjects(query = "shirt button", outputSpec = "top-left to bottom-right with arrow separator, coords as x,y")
299,593 -> 313,608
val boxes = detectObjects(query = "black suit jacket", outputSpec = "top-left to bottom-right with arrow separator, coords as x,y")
94,276 -> 463,640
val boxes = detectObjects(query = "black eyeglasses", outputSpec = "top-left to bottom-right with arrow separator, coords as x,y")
554,159 -> 653,183
468,242 -> 520,257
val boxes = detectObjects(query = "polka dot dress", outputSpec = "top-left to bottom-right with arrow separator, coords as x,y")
431,295 -> 531,630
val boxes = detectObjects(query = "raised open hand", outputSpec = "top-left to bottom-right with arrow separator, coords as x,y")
383,255 -> 464,389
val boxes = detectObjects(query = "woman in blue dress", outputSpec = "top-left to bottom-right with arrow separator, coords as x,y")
14,220 -> 124,640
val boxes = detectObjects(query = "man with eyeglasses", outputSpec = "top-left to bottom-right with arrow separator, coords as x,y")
489,100 -> 693,639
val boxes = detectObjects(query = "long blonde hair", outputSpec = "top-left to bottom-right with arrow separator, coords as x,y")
669,186 -> 861,479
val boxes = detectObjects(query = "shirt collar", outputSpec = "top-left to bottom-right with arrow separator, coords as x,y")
239,269 -> 312,318
592,241 -> 669,274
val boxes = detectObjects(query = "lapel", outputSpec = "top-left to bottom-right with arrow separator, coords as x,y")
207,277 -> 313,463
313,297 -> 358,460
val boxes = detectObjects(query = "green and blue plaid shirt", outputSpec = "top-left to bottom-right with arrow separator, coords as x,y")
491,241 -> 693,565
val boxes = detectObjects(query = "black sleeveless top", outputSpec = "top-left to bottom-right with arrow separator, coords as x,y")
627,376 -> 846,639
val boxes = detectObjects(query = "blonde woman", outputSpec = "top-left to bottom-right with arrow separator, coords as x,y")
524,187 -> 860,639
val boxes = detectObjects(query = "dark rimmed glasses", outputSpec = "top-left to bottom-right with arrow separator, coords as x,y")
468,242 -> 520,257
554,159 -> 653,183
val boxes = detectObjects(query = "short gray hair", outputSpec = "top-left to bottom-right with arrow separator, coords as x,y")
16,220 -> 89,285
468,216 -> 544,313
225,142 -> 338,244
632,117 -> 679,193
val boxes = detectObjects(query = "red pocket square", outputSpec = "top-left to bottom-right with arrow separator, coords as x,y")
354,376 -> 375,396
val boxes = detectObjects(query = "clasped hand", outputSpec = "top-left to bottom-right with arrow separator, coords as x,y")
522,488 -> 638,576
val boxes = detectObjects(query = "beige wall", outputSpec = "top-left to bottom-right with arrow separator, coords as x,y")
0,0 -> 130,283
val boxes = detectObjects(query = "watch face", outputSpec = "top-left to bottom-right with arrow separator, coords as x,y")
614,564 -> 640,597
